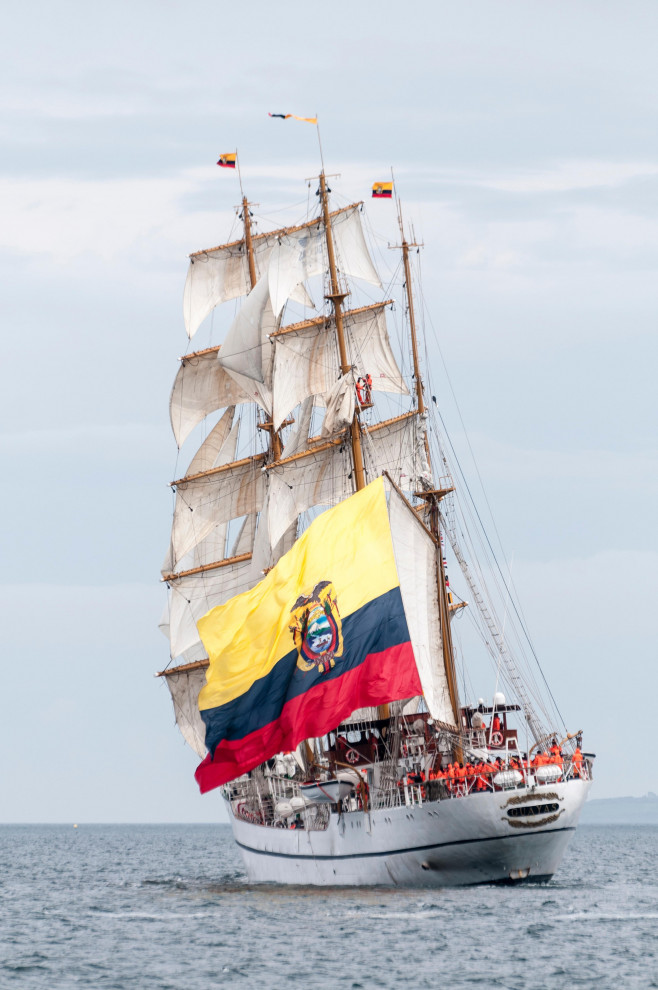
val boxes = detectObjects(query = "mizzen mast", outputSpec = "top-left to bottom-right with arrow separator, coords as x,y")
398,207 -> 425,417
395,204 -> 432,472
318,171 -> 366,491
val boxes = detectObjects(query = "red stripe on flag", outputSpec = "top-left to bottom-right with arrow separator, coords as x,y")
194,641 -> 420,793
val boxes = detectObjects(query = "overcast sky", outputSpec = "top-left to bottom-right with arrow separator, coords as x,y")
1,0 -> 656,822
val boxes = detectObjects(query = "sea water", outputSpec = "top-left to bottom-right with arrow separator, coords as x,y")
0,824 -> 656,989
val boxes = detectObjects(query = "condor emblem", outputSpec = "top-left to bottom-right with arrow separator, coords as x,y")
289,580 -> 344,674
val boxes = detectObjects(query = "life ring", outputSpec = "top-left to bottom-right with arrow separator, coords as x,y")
491,731 -> 504,747
346,749 -> 360,764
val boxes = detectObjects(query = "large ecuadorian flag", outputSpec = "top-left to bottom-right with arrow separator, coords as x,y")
194,477 -> 422,793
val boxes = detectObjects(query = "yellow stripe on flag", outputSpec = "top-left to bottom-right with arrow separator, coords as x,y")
197,477 -> 398,711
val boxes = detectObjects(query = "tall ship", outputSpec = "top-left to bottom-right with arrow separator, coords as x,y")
158,160 -> 593,886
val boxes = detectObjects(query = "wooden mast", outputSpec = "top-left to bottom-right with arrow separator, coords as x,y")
240,194 -> 282,460
241,194 -> 258,288
434,502 -> 461,728
398,208 -> 425,416
318,171 -> 366,491
396,203 -> 433,469
397,204 -> 461,729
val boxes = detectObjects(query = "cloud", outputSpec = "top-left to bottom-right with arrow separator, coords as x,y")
472,161 -> 658,195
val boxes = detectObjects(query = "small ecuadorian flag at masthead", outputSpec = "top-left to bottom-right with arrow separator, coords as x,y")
372,181 -> 393,199
217,153 -> 237,169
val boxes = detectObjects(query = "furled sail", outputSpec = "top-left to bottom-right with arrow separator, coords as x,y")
184,407 -> 237,478
230,513 -> 257,557
183,236 -> 312,341
216,274 -> 276,413
170,454 -> 266,569
361,411 -> 421,490
169,347 -> 251,448
183,203 -> 370,339
283,396 -> 315,458
217,275 -> 276,384
267,205 -> 381,317
265,440 -> 353,550
167,558 -> 255,659
265,412 -> 420,551
271,302 -> 408,430
162,665 -> 208,758
251,498 -> 298,577
321,372 -> 356,437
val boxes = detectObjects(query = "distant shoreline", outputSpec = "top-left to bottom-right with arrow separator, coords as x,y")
581,793 -> 658,825
1,795 -> 657,828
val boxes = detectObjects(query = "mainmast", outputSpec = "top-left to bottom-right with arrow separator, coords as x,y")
240,194 -> 283,461
318,172 -> 366,491
397,206 -> 461,729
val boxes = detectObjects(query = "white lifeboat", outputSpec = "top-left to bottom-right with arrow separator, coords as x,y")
493,770 -> 523,789
300,779 -> 354,804
535,764 -> 562,783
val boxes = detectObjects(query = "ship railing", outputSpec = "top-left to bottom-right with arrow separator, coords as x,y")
404,783 -> 425,807
369,781 -> 406,811
223,777 -> 258,803
265,773 -> 303,804
464,729 -> 488,749
433,758 -> 592,801
226,774 -> 332,830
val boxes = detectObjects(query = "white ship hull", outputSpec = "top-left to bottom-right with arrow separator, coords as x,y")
226,779 -> 590,886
